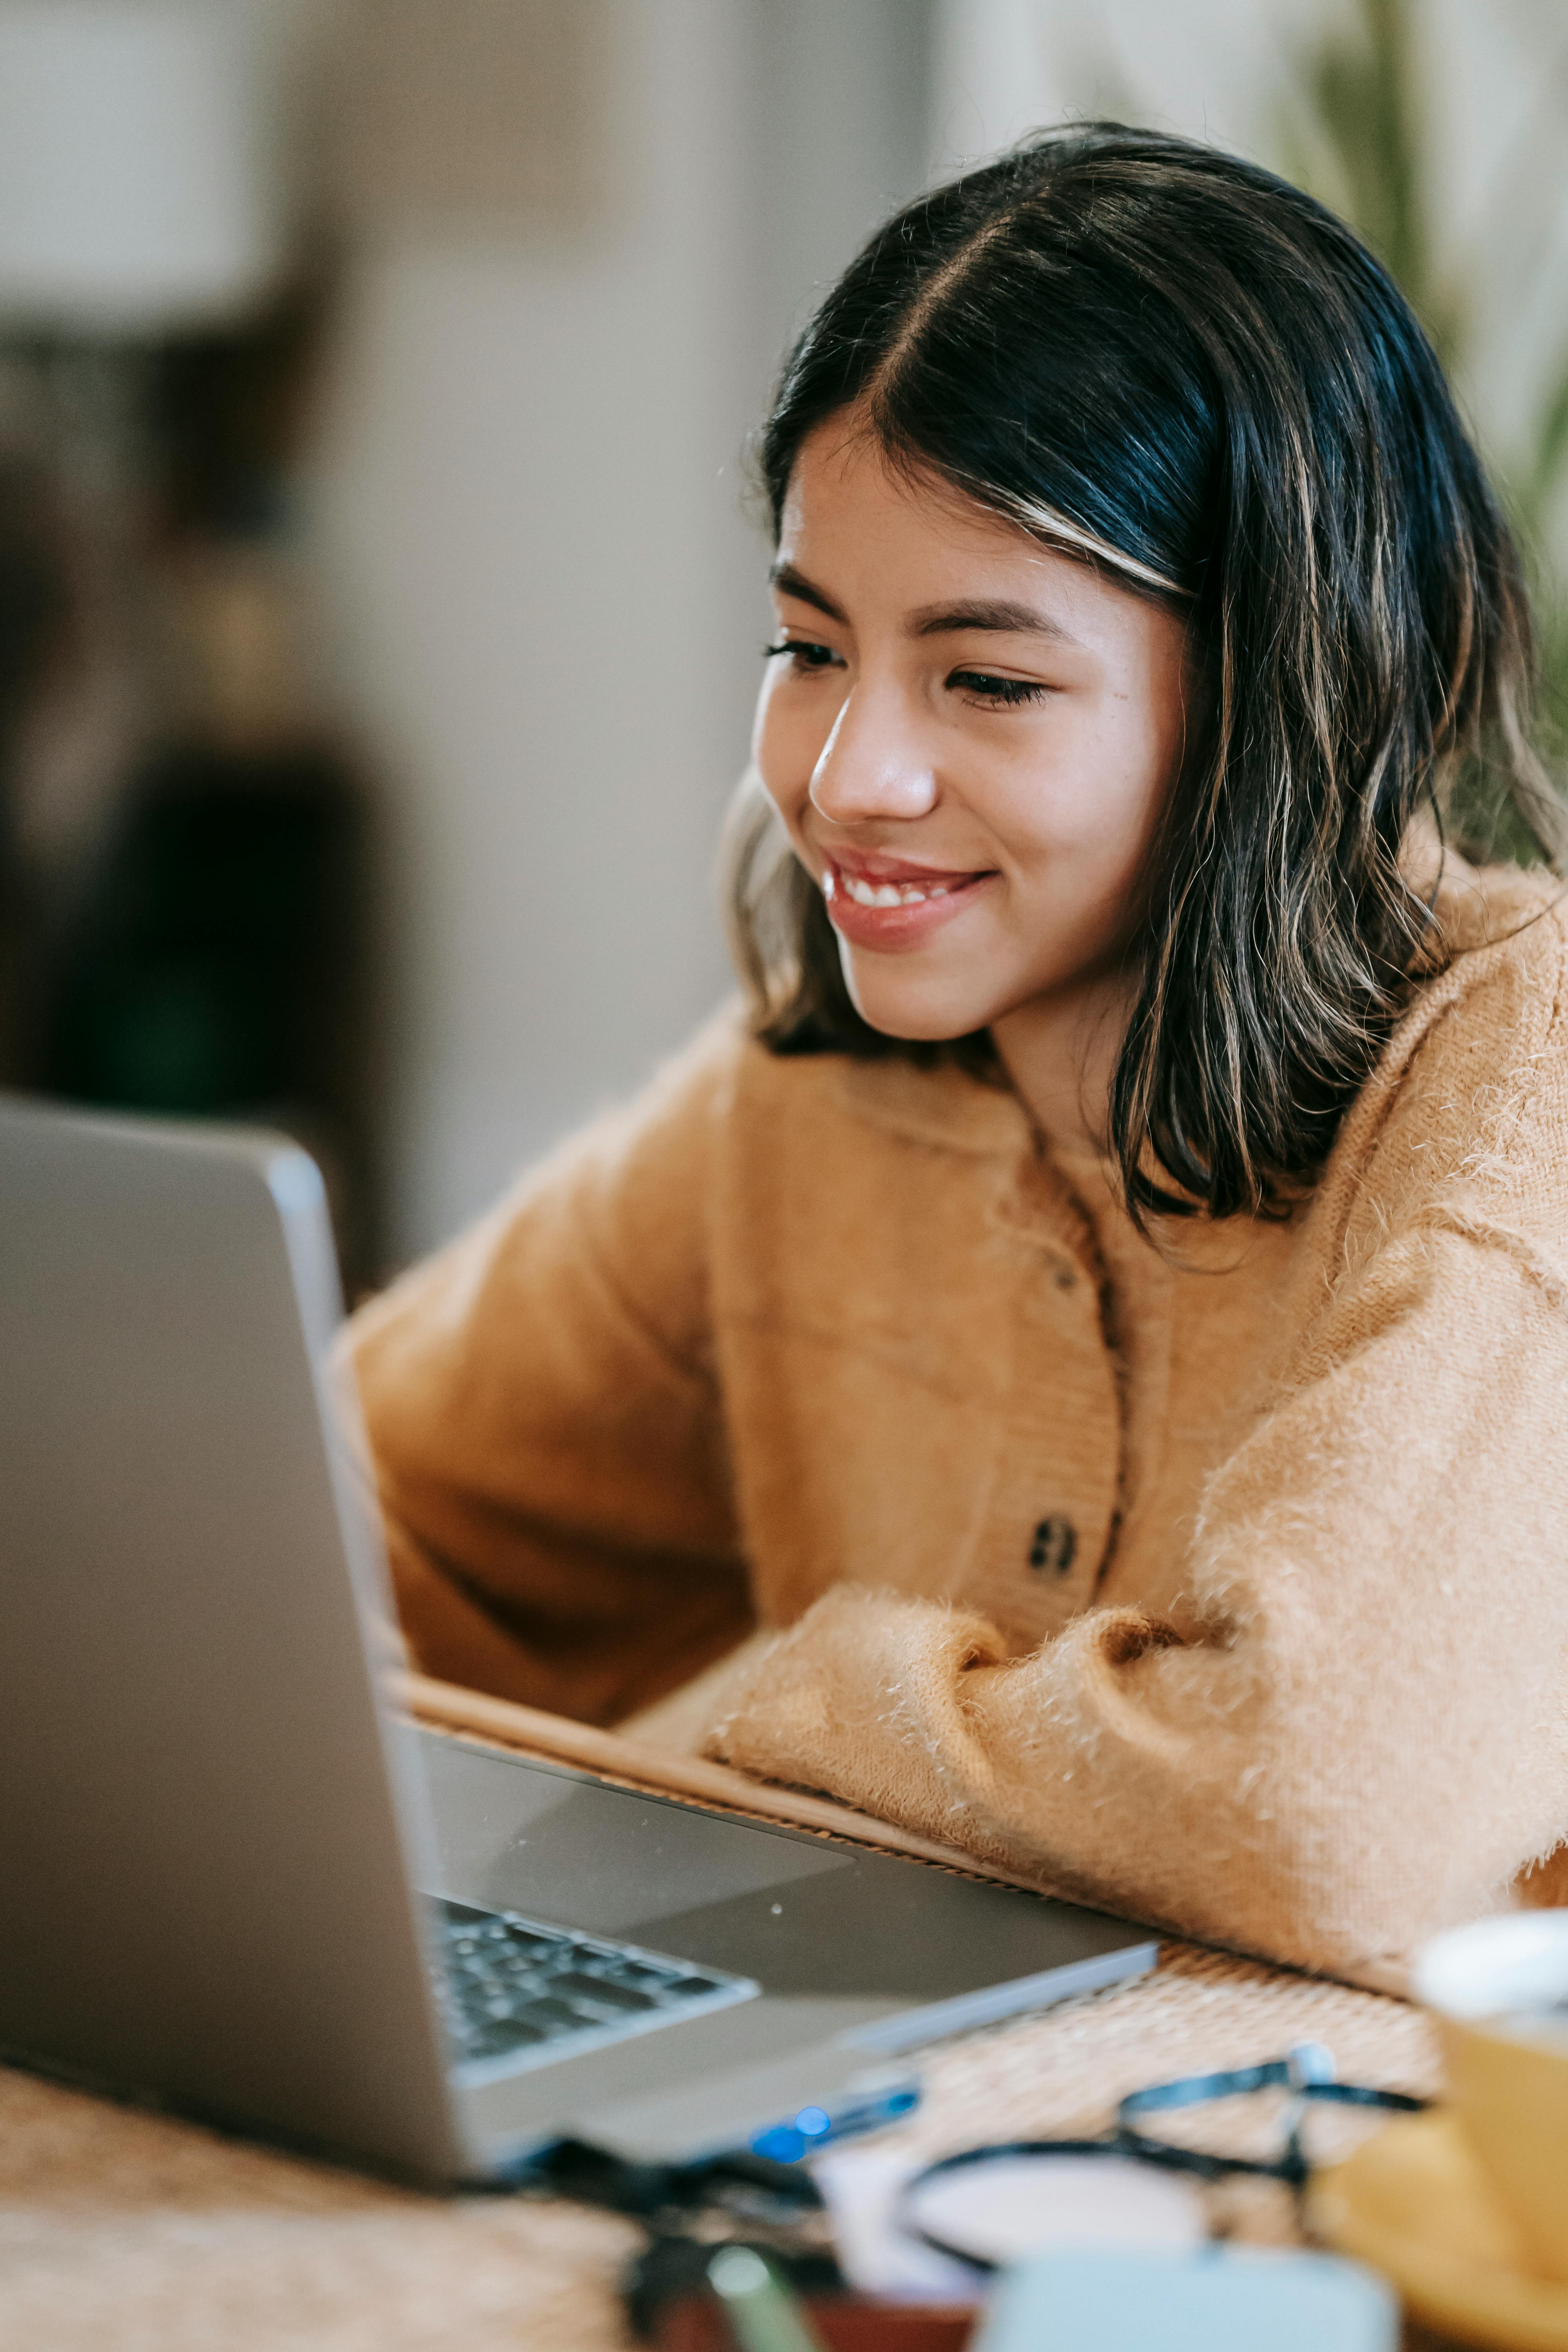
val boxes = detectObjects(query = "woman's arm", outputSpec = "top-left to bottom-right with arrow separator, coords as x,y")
706,940 -> 1568,1984
346,1019 -> 753,1726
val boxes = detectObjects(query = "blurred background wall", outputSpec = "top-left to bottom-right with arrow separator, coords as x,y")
309,0 -> 930,1260
0,0 -> 1563,1279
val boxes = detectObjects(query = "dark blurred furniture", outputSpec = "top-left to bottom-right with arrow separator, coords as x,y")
37,739 -> 378,1287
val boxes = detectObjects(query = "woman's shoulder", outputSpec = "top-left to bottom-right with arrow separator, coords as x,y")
1431,848 -> 1568,967
1334,856 -> 1568,1220
1420,853 -> 1568,1069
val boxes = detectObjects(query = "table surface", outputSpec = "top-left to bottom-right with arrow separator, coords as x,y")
0,1938 -> 1477,2351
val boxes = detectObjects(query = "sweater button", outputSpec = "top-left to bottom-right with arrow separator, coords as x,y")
1029,1516 -> 1077,1575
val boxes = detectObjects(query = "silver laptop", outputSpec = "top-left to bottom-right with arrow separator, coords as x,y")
0,1094 -> 1156,2184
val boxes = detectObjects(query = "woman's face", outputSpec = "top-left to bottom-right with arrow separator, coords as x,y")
753,419 -> 1192,1048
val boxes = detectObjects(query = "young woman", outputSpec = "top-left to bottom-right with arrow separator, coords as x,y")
348,126 -> 1568,1987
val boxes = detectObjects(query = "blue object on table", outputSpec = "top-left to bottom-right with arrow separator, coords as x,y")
750,2082 -> 921,2164
975,2247 -> 1396,2350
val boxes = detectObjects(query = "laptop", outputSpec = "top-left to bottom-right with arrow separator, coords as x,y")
0,1094 -> 1156,2185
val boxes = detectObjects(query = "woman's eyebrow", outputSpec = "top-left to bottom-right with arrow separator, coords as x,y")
767,569 -> 1083,648
908,597 -> 1081,644
768,561 -> 846,622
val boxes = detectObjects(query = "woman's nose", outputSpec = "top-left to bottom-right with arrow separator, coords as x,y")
809,686 -> 938,825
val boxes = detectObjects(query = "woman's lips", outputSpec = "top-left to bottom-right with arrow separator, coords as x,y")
821,855 -> 994,950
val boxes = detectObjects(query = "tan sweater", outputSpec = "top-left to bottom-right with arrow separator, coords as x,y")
348,858 -> 1568,1985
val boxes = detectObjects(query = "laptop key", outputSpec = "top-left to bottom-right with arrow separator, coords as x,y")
510,1996 -> 593,2032
470,2020 -> 546,2057
607,1959 -> 675,1988
497,1925 -> 558,1960
550,1971 -> 658,2011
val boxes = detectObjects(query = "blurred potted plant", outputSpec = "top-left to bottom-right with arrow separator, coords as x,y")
1275,0 -> 1568,854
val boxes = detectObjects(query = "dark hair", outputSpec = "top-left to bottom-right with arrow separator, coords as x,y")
726,123 -> 1561,1222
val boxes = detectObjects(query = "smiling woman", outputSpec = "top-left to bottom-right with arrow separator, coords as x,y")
347,126 -> 1568,1988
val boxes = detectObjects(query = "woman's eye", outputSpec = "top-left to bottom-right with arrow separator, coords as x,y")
762,639 -> 843,672
948,668 -> 1053,706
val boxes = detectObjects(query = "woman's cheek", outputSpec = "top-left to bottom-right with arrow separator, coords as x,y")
750,667 -> 797,788
753,690 -> 824,835
748,666 -> 781,771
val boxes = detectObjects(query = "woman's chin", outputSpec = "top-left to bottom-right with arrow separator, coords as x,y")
840,963 -> 997,1045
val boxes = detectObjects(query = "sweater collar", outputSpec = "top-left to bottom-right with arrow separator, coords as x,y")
836,1052 -> 1036,1158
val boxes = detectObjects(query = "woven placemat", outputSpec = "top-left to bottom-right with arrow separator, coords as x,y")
0,1938 -> 1453,2351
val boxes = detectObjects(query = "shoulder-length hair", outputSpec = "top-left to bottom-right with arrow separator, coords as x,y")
725,123 -> 1560,1223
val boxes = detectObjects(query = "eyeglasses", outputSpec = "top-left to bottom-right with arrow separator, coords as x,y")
519,2039 -> 1429,2323
896,2042 -> 1427,2275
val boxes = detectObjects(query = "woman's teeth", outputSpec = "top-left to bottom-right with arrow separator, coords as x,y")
837,869 -> 956,907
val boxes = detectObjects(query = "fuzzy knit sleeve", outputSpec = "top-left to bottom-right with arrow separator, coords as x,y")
705,921 -> 1568,1986
344,1016 -> 753,1726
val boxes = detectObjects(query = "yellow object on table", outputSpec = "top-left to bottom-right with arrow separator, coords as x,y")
1312,2110 -> 1568,2352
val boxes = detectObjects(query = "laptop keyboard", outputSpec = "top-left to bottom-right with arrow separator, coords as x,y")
430,1896 -> 759,2082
